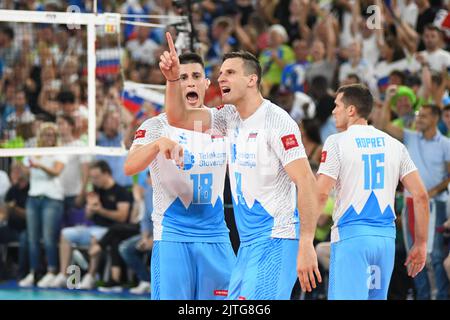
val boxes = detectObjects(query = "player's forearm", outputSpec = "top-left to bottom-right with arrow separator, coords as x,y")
165,80 -> 187,128
412,192 -> 430,245
124,142 -> 159,176
297,175 -> 320,243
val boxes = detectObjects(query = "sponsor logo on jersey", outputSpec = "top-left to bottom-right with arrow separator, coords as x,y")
320,151 -> 327,163
177,149 -> 195,170
281,134 -> 299,150
134,129 -> 146,139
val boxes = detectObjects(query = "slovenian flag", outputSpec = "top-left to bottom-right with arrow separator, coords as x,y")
122,81 -> 165,114
96,48 -> 120,77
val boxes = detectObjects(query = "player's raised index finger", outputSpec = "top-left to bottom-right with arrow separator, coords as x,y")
166,32 -> 176,54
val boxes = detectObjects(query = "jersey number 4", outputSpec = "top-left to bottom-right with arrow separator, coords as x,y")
190,173 -> 213,204
362,153 -> 385,190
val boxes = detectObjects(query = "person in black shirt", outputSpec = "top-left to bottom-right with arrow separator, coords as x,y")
48,160 -> 132,290
0,163 -> 29,280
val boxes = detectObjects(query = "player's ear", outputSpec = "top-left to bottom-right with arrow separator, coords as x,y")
248,74 -> 258,87
205,78 -> 211,89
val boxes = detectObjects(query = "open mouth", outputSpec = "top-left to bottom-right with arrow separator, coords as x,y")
186,91 -> 199,104
221,87 -> 231,96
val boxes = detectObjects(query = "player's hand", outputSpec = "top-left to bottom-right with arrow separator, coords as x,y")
156,137 -> 184,168
159,32 -> 180,82
405,242 -> 427,278
297,241 -> 322,292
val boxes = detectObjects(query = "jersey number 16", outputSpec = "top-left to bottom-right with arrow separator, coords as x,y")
362,153 -> 385,190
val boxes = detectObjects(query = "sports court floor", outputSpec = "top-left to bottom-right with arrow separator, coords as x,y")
0,281 -> 149,300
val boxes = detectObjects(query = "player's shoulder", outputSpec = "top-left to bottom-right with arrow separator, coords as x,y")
212,104 -> 235,112
265,100 -> 297,125
140,113 -> 168,128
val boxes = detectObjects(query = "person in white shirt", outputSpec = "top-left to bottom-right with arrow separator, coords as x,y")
126,26 -> 159,66
18,122 -> 67,288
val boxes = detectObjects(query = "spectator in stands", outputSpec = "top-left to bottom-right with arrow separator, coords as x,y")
383,85 -> 418,130
281,39 -> 310,93
50,160 -> 132,290
18,122 -> 66,288
304,23 -> 337,90
273,84 -> 315,124
4,88 -> 35,141
0,162 -> 29,280
441,104 -> 450,137
56,114 -> 90,227
299,118 -> 323,169
91,181 -> 144,293
338,41 -> 378,98
96,111 -> 133,189
377,97 -> 450,300
0,24 -> 19,69
259,24 -> 294,96
207,16 -> 236,65
412,24 -> 450,73
126,26 -> 159,66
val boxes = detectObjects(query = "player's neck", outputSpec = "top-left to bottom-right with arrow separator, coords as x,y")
347,117 -> 368,129
235,92 -> 264,120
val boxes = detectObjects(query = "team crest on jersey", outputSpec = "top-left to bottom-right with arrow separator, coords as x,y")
177,148 -> 195,170
320,151 -> 327,163
134,130 -> 146,139
281,134 -> 299,150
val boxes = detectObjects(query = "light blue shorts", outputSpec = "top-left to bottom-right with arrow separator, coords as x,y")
328,235 -> 395,300
151,241 -> 236,300
227,238 -> 298,300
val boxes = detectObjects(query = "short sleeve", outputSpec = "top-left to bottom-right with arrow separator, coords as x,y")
317,135 -> 340,180
210,104 -> 235,136
269,111 -> 307,167
399,143 -> 417,180
131,116 -> 165,148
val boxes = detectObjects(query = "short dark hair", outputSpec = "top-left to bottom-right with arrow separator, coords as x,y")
57,90 -> 75,104
57,114 -> 75,127
179,52 -> 204,68
422,104 -> 442,118
336,84 -> 374,119
90,160 -> 112,175
444,104 -> 450,112
223,51 -> 262,87
0,25 -> 14,40
389,70 -> 406,84
424,24 -> 442,34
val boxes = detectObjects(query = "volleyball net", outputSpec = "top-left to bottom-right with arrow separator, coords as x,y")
0,9 -> 189,159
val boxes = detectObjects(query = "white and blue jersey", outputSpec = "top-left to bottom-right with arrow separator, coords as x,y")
132,113 -> 230,243
210,99 -> 305,300
133,112 -> 235,300
318,125 -> 417,300
318,125 -> 417,243
211,99 -> 307,245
